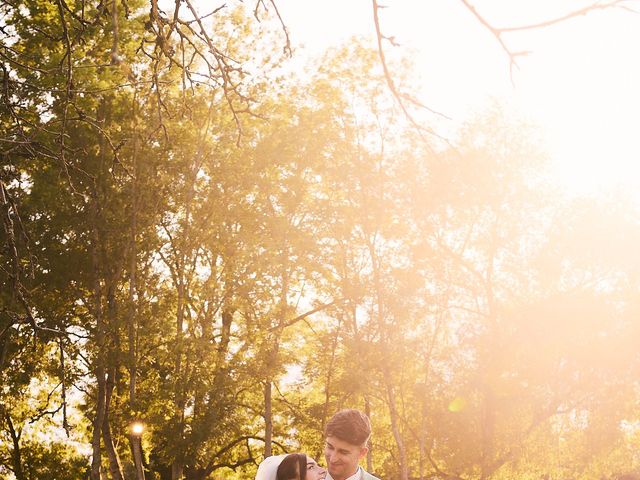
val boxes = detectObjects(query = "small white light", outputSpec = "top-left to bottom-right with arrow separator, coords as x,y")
131,422 -> 144,435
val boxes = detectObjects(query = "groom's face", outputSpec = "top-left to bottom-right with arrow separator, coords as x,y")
324,435 -> 367,480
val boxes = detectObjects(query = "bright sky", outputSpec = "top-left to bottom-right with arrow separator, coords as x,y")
275,0 -> 640,196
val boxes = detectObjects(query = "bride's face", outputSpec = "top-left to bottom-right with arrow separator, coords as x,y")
305,457 -> 326,480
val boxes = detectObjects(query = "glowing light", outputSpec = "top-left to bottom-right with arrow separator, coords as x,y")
448,397 -> 467,413
131,422 -> 144,435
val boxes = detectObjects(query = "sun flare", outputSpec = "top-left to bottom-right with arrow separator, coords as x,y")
279,0 -> 640,197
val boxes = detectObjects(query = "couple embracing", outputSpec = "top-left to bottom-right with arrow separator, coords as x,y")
256,409 -> 380,480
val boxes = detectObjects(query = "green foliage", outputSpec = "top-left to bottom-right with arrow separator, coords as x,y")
18,440 -> 88,480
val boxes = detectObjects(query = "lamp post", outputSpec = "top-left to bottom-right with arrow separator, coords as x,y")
129,421 -> 146,480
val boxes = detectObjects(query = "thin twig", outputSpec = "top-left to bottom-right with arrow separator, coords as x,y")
371,0 -> 450,142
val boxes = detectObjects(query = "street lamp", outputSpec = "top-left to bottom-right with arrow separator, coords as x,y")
131,422 -> 144,436
129,421 -> 146,480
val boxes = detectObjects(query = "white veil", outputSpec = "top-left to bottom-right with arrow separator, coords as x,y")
255,454 -> 287,480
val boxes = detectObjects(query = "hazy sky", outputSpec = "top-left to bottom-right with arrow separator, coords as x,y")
275,0 -> 640,195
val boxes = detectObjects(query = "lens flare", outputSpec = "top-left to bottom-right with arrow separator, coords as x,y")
448,397 -> 467,413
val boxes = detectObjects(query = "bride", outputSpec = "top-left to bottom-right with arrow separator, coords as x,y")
256,453 -> 326,480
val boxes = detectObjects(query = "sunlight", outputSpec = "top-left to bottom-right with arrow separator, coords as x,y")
512,5 -> 640,196
7,0 -> 640,477
278,0 -> 640,197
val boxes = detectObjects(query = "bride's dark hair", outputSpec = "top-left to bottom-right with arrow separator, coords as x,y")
276,453 -> 307,480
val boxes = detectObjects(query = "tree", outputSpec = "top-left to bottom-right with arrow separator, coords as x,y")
3,2 -> 640,479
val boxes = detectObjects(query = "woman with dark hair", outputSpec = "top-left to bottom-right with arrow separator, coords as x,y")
255,453 -> 326,480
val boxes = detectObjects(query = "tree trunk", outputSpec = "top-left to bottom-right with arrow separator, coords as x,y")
129,434 -> 146,480
103,368 -> 124,480
480,387 -> 496,480
5,413 -> 25,480
0,325 -> 12,377
364,397 -> 373,473
383,368 -> 409,480
91,363 -> 106,480
171,279 -> 185,480
128,144 -> 138,411
264,379 -> 273,457
321,325 -> 340,438
172,463 -> 183,480
90,204 -> 106,480
90,94 -> 113,480
264,274 -> 286,459
128,98 -> 145,480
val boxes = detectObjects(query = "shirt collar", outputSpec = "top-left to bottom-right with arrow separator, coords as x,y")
327,466 -> 362,480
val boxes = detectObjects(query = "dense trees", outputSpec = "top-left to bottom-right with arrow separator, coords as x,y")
2,1 -> 640,479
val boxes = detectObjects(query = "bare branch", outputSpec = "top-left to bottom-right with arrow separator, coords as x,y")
459,0 -> 638,82
268,0 -> 291,56
458,0 -> 526,81
372,0 -> 451,142
498,0 -> 638,32
271,298 -> 345,331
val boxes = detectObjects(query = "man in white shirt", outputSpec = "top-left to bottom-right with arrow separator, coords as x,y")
324,409 -> 380,480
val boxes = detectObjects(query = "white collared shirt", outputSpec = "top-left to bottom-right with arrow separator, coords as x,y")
326,466 -> 362,480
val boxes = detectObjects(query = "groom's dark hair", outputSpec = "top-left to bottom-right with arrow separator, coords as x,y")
325,409 -> 371,447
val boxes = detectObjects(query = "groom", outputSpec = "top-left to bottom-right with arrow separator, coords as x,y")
324,409 -> 379,480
